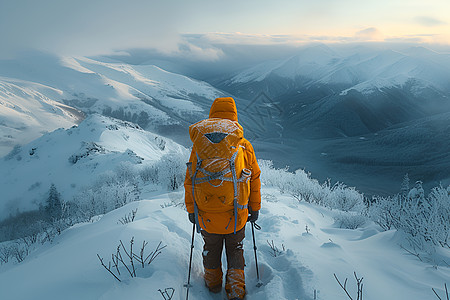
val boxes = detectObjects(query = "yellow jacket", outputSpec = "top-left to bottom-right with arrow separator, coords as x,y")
184,97 -> 261,234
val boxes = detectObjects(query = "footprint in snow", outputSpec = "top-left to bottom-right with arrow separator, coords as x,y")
244,248 -> 313,300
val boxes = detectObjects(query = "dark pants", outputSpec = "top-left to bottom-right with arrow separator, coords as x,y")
201,226 -> 245,270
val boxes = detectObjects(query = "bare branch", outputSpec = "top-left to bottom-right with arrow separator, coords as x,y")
158,287 -> 175,300
145,241 -> 167,265
267,240 -> 284,257
400,245 -> 423,262
117,247 -> 133,277
120,240 -> 132,260
334,273 -> 353,300
98,239 -> 166,281
334,272 -> 364,300
130,237 -> 136,277
97,254 -> 121,282
354,272 -> 364,300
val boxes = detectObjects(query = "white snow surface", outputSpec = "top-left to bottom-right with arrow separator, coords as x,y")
0,187 -> 448,300
0,114 -> 187,221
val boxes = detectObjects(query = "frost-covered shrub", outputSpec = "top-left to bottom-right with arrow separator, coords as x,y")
260,160 -> 324,203
10,242 -> 28,263
259,160 -> 365,214
154,152 -> 188,191
139,165 -> 158,184
369,184 -> 450,250
0,244 -> 13,264
114,161 -> 137,183
333,212 -> 367,229
74,174 -> 140,219
426,185 -> 450,248
328,183 -> 365,212
71,151 -> 187,220
368,196 -> 399,231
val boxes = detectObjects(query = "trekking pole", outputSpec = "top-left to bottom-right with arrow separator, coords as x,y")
251,221 -> 263,287
185,223 -> 195,300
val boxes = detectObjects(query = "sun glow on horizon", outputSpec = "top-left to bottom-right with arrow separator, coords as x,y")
1,0 -> 450,58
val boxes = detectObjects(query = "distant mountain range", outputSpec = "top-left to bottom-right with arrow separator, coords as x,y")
214,44 -> 450,194
219,45 -> 450,137
0,45 -> 449,197
224,44 -> 450,95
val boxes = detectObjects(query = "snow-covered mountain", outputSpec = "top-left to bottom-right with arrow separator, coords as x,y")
221,44 -> 450,138
0,51 -> 224,156
0,114 -> 187,221
226,44 -> 450,95
212,44 -> 450,195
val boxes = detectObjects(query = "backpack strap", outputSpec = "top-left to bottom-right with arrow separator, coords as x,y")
192,152 -> 202,233
193,166 -> 231,186
229,150 -> 240,234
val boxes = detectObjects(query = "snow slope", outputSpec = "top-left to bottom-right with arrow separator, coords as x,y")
0,77 -> 82,157
0,51 -> 223,156
0,187 -> 448,300
0,114 -> 187,221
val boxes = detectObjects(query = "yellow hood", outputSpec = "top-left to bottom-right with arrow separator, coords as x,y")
209,97 -> 238,122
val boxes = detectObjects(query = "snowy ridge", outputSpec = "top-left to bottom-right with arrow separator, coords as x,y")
0,187 -> 448,299
0,114 -> 187,220
71,56 -> 219,113
0,77 -> 82,156
0,51 -> 224,156
230,59 -> 288,83
228,44 -> 450,95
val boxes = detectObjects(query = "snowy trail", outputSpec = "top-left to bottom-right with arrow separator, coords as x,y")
1,187 -> 449,300
156,189 -> 315,300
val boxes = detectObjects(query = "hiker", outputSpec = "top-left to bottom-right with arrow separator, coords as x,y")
184,97 -> 261,300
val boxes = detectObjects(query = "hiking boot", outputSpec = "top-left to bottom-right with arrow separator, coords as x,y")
225,269 -> 245,299
204,268 -> 223,293
205,281 -> 222,293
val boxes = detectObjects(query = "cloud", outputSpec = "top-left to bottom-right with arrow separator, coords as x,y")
414,16 -> 447,27
0,0 -> 190,58
174,42 -> 224,62
354,28 -> 383,41
186,31 -> 389,46
1,0 -> 448,61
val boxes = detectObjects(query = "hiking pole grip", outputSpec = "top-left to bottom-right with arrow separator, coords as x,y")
186,223 -> 196,300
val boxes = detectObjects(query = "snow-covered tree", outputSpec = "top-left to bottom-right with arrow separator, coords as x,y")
45,184 -> 62,221
408,180 -> 425,206
400,173 -> 410,200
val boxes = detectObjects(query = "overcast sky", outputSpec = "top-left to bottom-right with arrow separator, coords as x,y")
1,0 -> 449,59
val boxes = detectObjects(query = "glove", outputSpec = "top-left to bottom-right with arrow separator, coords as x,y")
247,209 -> 259,223
188,213 -> 195,224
